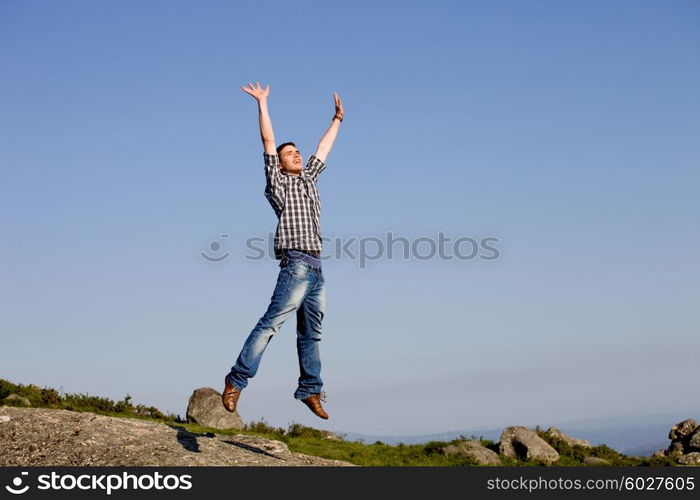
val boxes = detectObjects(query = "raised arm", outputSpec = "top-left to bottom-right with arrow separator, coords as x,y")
241,81 -> 277,155
314,91 -> 344,164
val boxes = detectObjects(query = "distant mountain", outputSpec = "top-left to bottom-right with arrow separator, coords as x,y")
340,410 -> 699,456
623,442 -> 669,457
342,428 -> 503,446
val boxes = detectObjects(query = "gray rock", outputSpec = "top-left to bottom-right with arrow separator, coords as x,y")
668,419 -> 697,441
546,426 -> 591,448
228,434 -> 290,457
499,426 -> 560,464
441,440 -> 501,465
186,387 -> 244,430
688,428 -> 700,451
0,416 -> 11,423
652,449 -> 667,458
2,394 -> 31,407
584,456 -> 610,466
677,452 -> 700,466
321,430 -> 341,440
666,441 -> 685,457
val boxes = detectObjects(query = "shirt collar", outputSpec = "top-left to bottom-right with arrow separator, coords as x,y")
281,169 -> 306,179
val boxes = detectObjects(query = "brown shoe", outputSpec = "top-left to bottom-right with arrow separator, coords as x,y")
301,392 -> 329,419
222,377 -> 241,413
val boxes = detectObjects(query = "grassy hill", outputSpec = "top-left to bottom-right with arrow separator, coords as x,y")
0,379 -> 678,466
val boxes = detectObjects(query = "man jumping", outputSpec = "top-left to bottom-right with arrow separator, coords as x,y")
222,81 -> 343,419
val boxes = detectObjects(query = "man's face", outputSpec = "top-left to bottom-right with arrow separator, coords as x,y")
279,145 -> 303,175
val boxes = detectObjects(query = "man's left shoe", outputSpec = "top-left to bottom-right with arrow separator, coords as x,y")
222,377 -> 242,413
301,392 -> 329,419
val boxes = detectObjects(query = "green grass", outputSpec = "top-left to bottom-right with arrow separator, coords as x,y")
0,378 -> 678,466
180,418 -> 485,466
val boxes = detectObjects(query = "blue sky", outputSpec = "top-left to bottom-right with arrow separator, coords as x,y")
1,0 -> 698,435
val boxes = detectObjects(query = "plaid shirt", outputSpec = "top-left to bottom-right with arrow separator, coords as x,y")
263,152 -> 326,259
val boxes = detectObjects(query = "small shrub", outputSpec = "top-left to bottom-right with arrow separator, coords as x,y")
287,422 -> 325,439
245,418 -> 285,436
423,440 -> 447,455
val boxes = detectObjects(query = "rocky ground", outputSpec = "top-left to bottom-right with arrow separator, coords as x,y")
0,406 -> 353,467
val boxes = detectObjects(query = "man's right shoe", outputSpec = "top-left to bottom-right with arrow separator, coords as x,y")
301,392 -> 329,419
222,377 -> 241,413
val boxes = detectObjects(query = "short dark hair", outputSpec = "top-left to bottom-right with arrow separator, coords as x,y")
276,142 -> 296,156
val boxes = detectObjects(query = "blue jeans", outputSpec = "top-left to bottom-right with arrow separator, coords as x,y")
226,255 -> 326,400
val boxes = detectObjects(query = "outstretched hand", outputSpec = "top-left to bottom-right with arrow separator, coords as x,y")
333,91 -> 344,121
241,81 -> 270,101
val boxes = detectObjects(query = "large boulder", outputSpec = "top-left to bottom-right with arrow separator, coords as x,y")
668,419 -> 697,441
655,418 -> 700,465
499,426 -> 560,464
441,440 -> 501,465
666,419 -> 700,458
546,427 -> 591,448
186,387 -> 244,430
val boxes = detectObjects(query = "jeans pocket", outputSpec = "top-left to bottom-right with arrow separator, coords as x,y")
290,260 -> 310,280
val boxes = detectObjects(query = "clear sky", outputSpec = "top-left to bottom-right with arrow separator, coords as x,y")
1,0 -> 698,436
